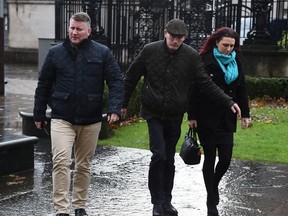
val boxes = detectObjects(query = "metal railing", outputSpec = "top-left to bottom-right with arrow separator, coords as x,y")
55,0 -> 288,71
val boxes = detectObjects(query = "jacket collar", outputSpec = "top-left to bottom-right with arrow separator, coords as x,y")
63,36 -> 92,50
201,51 -> 217,65
162,39 -> 183,54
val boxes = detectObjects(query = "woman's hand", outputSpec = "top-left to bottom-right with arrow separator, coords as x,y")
188,119 -> 197,128
241,117 -> 250,129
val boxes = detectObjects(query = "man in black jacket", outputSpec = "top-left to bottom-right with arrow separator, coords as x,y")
121,19 -> 241,216
34,12 -> 124,216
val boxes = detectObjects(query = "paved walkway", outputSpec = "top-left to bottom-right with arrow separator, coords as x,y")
0,63 -> 287,216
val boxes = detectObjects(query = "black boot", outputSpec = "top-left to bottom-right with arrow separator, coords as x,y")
207,203 -> 219,216
163,203 -> 178,215
207,196 -> 219,216
152,204 -> 164,216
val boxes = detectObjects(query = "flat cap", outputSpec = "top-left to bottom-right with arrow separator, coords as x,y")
165,19 -> 188,35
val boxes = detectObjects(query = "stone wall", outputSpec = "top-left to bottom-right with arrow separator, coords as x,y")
4,1 -> 288,78
7,0 -> 54,49
241,48 -> 288,78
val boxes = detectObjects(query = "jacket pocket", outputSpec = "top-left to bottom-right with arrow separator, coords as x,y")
85,58 -> 104,76
140,84 -> 162,111
52,91 -> 70,100
87,58 -> 102,64
87,93 -> 102,101
51,91 -> 73,116
76,94 -> 103,120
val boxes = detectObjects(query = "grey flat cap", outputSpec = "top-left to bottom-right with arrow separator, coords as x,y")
165,19 -> 188,35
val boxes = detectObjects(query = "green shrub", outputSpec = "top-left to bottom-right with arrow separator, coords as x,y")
245,76 -> 288,99
126,79 -> 143,117
277,31 -> 288,51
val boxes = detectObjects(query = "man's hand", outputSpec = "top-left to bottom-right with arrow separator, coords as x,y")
231,103 -> 241,118
107,113 -> 119,124
34,121 -> 47,129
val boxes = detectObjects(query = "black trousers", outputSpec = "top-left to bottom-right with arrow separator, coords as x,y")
146,117 -> 182,205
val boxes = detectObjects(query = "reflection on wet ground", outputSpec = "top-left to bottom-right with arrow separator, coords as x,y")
0,64 -> 287,216
1,141 -> 288,216
0,63 -> 38,136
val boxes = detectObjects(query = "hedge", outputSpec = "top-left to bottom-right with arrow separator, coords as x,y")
245,76 -> 288,99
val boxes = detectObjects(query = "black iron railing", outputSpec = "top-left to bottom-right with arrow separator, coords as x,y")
55,0 -> 288,70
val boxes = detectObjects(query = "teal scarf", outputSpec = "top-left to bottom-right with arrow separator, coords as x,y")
213,48 -> 238,84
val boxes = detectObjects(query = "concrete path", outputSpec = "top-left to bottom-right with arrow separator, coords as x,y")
0,63 -> 287,216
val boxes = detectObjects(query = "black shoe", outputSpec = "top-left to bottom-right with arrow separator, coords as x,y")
56,214 -> 69,216
163,203 -> 178,215
152,204 -> 164,216
75,208 -> 88,216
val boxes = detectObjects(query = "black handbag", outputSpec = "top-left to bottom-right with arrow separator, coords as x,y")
179,127 -> 201,165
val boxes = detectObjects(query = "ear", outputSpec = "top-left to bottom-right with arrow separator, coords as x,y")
164,29 -> 169,37
88,28 -> 92,36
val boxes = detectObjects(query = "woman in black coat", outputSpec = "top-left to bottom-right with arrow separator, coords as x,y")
189,27 -> 250,216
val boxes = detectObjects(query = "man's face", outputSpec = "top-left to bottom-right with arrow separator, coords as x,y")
68,19 -> 91,46
164,30 -> 186,50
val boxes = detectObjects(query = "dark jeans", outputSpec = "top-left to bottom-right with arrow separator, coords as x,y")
146,117 -> 182,204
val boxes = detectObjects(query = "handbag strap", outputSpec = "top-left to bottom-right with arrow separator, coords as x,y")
188,127 -> 197,140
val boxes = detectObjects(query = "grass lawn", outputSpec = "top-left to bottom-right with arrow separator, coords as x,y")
233,105 -> 288,164
98,99 -> 288,164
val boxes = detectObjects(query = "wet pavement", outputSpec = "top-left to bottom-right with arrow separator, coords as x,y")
0,63 -> 288,216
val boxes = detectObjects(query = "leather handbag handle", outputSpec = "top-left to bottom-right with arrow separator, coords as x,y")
188,127 -> 197,140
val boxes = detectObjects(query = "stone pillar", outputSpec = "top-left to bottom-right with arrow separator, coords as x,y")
84,0 -> 109,45
243,0 -> 276,47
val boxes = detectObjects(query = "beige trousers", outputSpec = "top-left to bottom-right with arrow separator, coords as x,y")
50,119 -> 101,214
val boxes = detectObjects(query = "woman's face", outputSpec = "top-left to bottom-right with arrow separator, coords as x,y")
216,37 -> 235,55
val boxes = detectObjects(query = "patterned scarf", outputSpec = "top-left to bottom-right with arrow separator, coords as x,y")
213,48 -> 238,84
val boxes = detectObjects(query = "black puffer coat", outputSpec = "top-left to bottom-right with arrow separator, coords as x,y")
123,40 -> 234,120
34,37 -> 124,125
190,51 -> 250,135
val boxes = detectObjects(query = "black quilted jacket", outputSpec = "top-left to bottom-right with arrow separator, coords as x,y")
34,37 -> 124,125
123,40 -> 234,120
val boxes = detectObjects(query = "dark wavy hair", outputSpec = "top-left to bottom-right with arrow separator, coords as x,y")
199,27 -> 240,56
